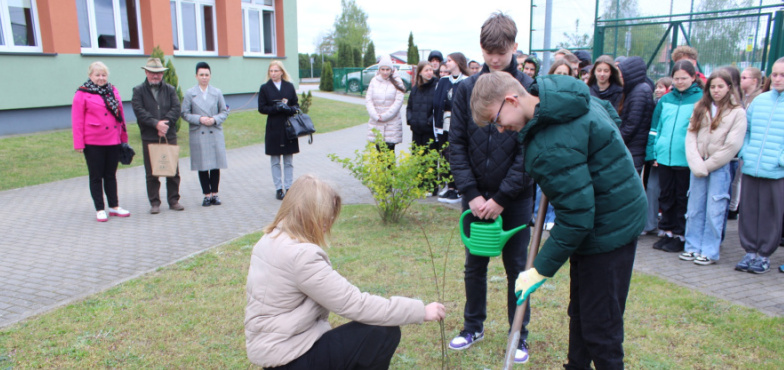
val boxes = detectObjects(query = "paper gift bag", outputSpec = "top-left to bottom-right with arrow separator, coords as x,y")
148,137 -> 179,177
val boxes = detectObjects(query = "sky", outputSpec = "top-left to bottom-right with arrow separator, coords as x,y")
296,0 -> 784,62
295,0 -> 534,62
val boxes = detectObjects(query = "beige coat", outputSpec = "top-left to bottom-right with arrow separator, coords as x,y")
244,229 -> 425,367
365,73 -> 405,144
685,106 -> 746,177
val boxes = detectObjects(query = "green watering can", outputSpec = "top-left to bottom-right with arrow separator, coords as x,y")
460,210 -> 528,257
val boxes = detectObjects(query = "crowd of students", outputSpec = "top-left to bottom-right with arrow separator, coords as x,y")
530,44 -> 783,274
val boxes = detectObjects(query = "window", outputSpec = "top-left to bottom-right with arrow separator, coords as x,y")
77,0 -> 143,54
171,0 -> 216,55
0,0 -> 42,52
241,0 -> 275,56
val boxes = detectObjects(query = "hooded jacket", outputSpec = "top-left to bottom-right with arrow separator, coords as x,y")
427,50 -> 443,63
617,56 -> 655,159
523,56 -> 540,78
406,76 -> 437,136
740,89 -> 784,179
647,83 -> 703,166
589,82 -> 623,112
450,58 -> 535,206
519,75 -> 647,277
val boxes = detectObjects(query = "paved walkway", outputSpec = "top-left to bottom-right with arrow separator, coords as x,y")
1,92 -> 782,329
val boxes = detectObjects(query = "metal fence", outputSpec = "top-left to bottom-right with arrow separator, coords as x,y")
332,67 -> 365,95
529,1 -> 784,79
595,4 -> 783,80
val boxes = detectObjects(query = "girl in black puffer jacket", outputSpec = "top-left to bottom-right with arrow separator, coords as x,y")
617,56 -> 655,172
407,60 -> 437,146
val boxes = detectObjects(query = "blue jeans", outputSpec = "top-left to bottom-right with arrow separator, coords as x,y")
533,185 -> 555,224
684,164 -> 731,260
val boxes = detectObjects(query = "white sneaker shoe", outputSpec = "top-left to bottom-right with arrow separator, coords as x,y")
96,210 -> 108,222
108,207 -> 131,217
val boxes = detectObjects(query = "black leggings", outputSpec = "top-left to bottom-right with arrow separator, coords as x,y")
83,144 -> 120,211
265,322 -> 401,370
198,169 -> 220,195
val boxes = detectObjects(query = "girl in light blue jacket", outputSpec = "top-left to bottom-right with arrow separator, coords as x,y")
735,58 -> 784,274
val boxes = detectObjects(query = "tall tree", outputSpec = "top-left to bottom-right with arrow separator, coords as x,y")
353,47 -> 362,68
364,41 -> 376,67
407,32 -> 419,65
337,41 -> 352,67
333,0 -> 371,53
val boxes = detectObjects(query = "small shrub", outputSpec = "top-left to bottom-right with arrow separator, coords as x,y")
299,91 -> 313,113
320,62 -> 334,91
329,130 -> 451,223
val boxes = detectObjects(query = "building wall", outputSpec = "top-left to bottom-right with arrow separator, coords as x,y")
0,0 -> 299,136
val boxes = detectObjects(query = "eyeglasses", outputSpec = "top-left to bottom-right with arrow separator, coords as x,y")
488,95 -> 518,129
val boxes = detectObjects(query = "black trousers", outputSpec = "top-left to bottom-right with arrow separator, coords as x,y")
142,139 -> 181,207
83,144 -> 120,211
565,239 -> 637,370
461,195 -> 532,339
266,322 -> 401,370
657,165 -> 690,235
198,169 -> 220,195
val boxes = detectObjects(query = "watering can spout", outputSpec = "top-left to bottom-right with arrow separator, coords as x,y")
499,224 -> 528,246
460,210 -> 528,257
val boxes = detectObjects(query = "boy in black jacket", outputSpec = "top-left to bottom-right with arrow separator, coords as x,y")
447,12 -> 535,364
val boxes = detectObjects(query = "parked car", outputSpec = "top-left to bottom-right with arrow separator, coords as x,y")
344,64 -> 413,93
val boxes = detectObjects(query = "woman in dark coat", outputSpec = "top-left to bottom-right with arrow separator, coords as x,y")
617,56 -> 655,172
587,55 -> 624,112
258,61 -> 299,200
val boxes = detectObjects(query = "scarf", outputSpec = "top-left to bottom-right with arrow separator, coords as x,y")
78,80 -> 123,123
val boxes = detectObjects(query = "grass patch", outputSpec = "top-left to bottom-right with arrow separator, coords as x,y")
1,204 -> 782,368
0,96 -> 367,191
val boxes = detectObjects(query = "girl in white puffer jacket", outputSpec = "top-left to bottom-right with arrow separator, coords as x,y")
366,55 -> 406,151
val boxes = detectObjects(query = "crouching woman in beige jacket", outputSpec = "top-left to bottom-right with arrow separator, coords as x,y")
245,174 -> 445,369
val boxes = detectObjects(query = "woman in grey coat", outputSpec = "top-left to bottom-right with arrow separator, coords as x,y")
182,62 -> 229,207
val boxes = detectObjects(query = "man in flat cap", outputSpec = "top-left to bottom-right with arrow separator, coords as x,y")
132,57 -> 184,214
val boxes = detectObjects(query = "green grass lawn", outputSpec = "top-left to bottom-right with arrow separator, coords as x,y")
1,204 -> 782,368
0,96 -> 367,191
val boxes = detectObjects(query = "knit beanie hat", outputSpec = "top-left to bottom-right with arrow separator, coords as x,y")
378,55 -> 394,69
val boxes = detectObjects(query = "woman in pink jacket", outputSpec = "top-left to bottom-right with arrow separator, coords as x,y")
366,55 -> 406,152
72,61 -> 130,222
245,174 -> 445,369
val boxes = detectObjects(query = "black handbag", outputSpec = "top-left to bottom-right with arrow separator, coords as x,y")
119,142 -> 135,165
286,110 -> 316,144
118,121 -> 135,165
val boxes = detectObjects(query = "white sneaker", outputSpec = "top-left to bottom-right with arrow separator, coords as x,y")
108,207 -> 131,217
96,210 -> 108,222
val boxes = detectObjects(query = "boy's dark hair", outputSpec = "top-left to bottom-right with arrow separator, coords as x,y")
480,12 -> 517,53
195,61 -> 210,73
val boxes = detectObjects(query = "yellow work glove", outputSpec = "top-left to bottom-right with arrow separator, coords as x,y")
515,268 -> 547,305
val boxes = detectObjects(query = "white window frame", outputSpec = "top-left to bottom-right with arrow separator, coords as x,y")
241,0 -> 275,57
171,0 -> 217,56
79,0 -> 144,55
0,0 -> 43,52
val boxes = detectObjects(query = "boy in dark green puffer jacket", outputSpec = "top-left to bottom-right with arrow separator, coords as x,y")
470,71 -> 647,369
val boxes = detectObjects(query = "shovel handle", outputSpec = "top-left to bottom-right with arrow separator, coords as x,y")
502,194 -> 549,369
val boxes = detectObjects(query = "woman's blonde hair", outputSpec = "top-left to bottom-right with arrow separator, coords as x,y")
267,60 -> 291,82
263,174 -> 342,246
88,61 -> 109,77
